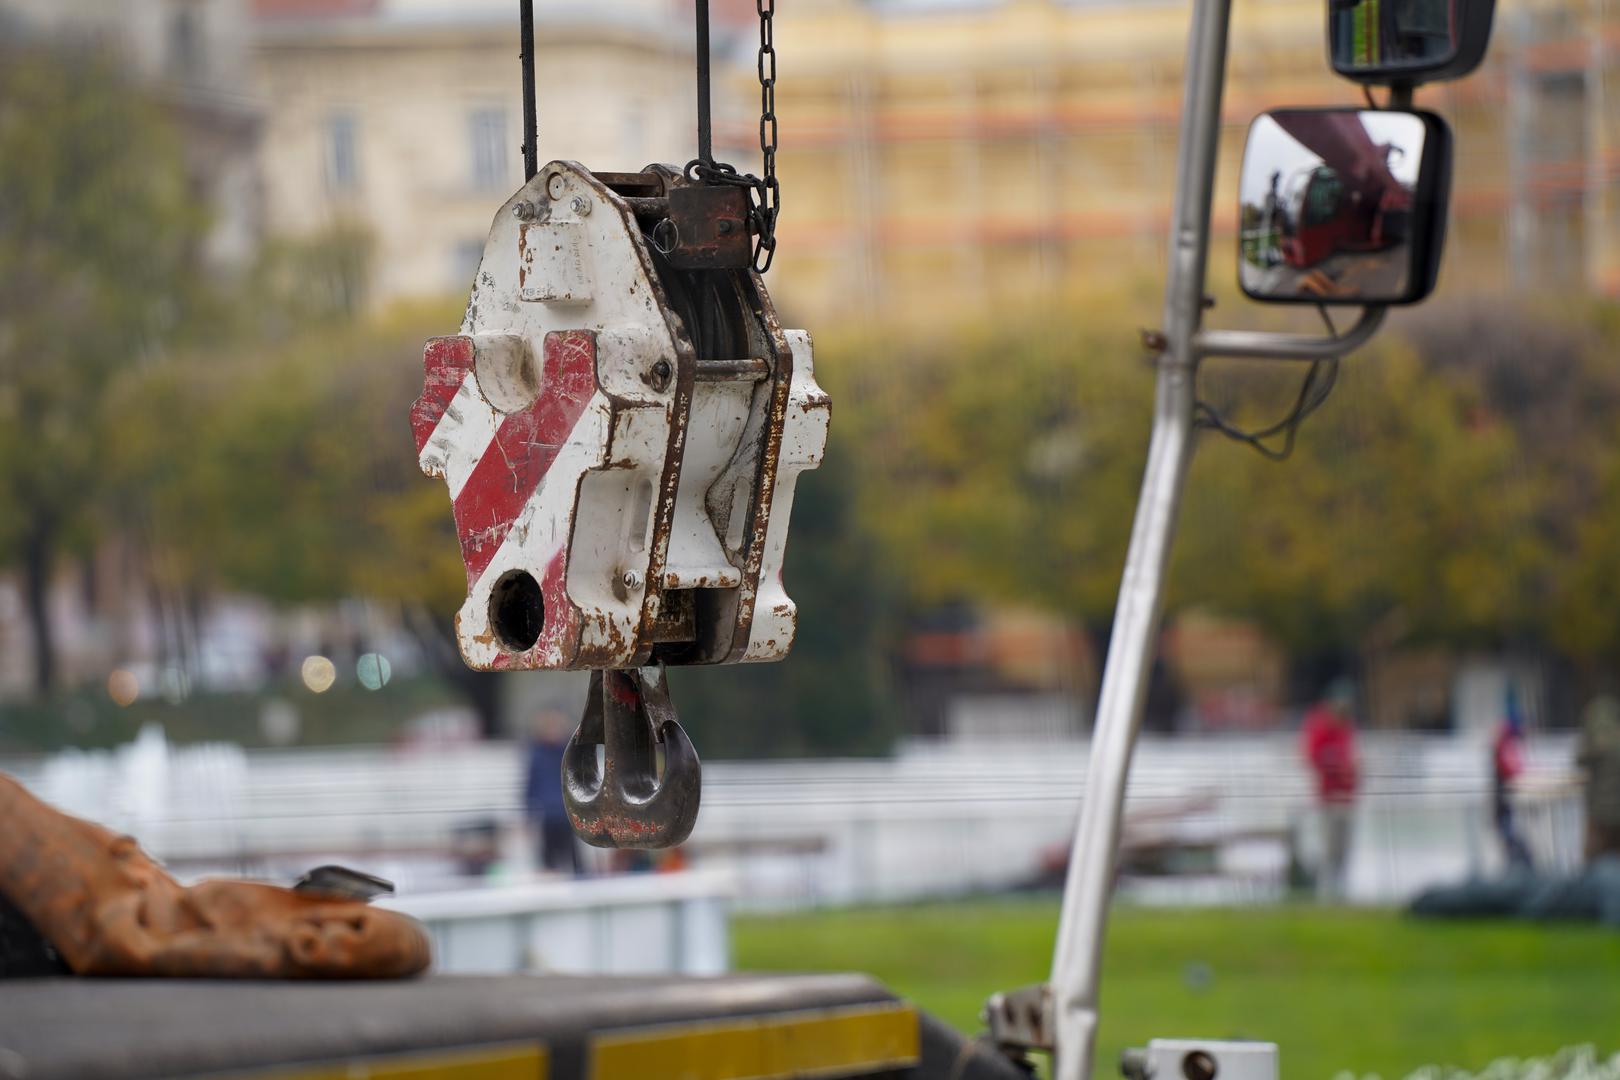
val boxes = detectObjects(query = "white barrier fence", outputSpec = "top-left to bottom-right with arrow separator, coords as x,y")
0,728 -> 1586,909
378,871 -> 732,976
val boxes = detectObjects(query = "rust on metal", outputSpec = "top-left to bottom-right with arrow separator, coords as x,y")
592,171 -> 665,198
663,185 -> 753,271
647,588 -> 697,644
622,196 -> 671,221
693,357 -> 770,382
722,287 -> 796,661
562,669 -> 701,849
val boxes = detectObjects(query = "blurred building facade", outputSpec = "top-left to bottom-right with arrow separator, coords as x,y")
0,0 -> 263,268
248,0 -> 703,301
720,0 -> 1619,325
7,0 -> 1607,314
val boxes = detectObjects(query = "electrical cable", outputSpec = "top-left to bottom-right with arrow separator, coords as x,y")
1192,305 -> 1344,461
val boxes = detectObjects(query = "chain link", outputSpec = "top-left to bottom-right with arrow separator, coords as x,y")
684,0 -> 779,273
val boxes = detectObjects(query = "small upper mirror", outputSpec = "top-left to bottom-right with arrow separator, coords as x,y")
1239,108 -> 1451,306
1329,0 -> 1495,84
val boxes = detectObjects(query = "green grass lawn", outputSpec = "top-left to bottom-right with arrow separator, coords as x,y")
733,899 -> 1620,1080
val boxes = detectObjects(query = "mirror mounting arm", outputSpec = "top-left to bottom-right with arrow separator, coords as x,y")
1195,304 -> 1387,362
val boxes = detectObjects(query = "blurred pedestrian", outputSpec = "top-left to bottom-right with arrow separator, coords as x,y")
1576,695 -> 1620,862
1491,689 -> 1533,872
524,709 -> 581,876
1301,678 -> 1360,900
1261,169 -> 1284,265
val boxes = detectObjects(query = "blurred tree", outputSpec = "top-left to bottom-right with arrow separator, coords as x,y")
243,225 -> 377,335
1554,452 -> 1620,673
115,290 -> 1597,740
105,300 -> 483,719
829,299 -> 1571,695
0,46 -> 205,692
1178,343 -> 1544,657
1402,299 -> 1620,669
825,314 -> 1155,629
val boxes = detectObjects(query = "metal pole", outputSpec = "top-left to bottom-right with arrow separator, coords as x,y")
1048,0 -> 1231,1076
695,0 -> 714,165
520,0 -> 538,181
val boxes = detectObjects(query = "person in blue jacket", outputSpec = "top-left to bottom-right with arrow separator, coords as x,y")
524,709 -> 581,876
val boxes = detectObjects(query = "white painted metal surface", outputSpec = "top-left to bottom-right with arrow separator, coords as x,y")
378,870 -> 732,976
1135,1039 -> 1279,1080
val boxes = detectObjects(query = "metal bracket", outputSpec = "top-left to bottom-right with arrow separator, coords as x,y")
983,983 -> 1055,1054
1195,305 -> 1387,362
664,185 -> 753,270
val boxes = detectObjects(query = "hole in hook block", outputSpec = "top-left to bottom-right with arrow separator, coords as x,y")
489,570 -> 544,652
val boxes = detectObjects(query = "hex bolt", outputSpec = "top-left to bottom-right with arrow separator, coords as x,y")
546,174 -> 567,201
622,570 -> 642,591
570,195 -> 592,217
649,359 -> 672,391
512,201 -> 537,222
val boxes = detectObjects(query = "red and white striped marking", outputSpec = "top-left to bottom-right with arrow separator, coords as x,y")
412,330 -> 600,663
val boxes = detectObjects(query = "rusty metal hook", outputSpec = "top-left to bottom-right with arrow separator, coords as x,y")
562,666 -> 701,849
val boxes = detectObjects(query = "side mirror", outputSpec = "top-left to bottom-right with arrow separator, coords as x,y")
1238,108 -> 1452,306
1328,0 -> 1496,85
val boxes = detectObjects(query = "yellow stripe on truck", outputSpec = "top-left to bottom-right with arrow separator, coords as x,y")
588,1002 -> 920,1080
229,1041 -> 548,1080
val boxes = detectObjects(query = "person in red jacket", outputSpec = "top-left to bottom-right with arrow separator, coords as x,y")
1492,688 -> 1533,871
1301,679 -> 1360,900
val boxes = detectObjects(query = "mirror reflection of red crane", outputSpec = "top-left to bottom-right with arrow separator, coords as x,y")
1274,112 -> 1414,268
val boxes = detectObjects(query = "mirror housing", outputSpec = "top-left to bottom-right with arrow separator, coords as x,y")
1238,108 -> 1451,306
1329,0 -> 1496,85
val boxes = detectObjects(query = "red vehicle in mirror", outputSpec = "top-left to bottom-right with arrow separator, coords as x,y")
1276,112 -> 1413,269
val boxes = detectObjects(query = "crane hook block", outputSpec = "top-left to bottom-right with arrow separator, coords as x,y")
411,161 -> 828,675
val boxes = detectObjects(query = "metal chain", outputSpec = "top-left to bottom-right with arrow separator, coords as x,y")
684,0 -> 780,273
753,0 -> 779,273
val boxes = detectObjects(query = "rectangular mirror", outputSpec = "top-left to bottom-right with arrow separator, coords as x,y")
1329,0 -> 1495,84
1238,108 -> 1451,306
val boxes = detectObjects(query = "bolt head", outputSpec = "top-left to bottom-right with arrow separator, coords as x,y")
649,359 -> 672,391
570,195 -> 592,217
622,571 -> 641,590
511,201 -> 536,221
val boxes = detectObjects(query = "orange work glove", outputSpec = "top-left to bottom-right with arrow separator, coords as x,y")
0,772 -> 430,979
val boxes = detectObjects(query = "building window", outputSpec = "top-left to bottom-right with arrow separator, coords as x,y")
326,113 -> 360,195
468,108 -> 509,193
167,1 -> 203,80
